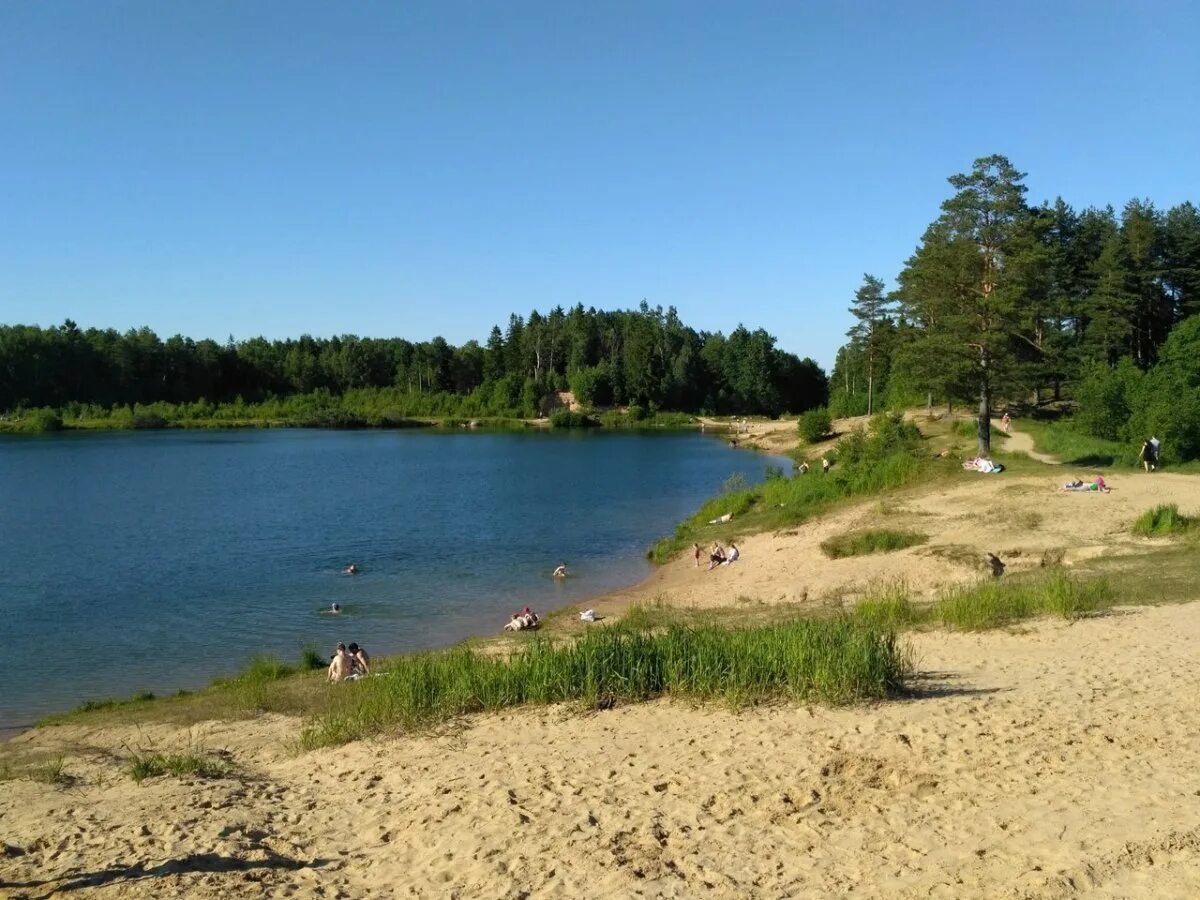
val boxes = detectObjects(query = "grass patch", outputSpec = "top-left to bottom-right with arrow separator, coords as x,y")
71,690 -> 157,715
298,618 -> 910,749
847,570 -> 1115,633
0,754 -> 74,787
820,528 -> 927,559
650,413 -> 935,564
1020,418 -> 1131,467
1132,504 -> 1196,537
127,750 -> 231,783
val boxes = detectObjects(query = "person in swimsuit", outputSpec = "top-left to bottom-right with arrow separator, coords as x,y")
328,642 -> 353,682
348,642 -> 370,675
693,543 -> 701,567
553,562 -> 568,578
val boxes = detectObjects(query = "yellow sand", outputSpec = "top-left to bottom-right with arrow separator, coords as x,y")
4,429 -> 1200,898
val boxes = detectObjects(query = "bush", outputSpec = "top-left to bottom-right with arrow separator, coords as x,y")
14,408 -> 63,432
1076,359 -> 1142,441
549,409 -> 598,428
798,407 -> 832,442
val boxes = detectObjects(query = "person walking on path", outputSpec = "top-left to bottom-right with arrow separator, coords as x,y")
1001,412 -> 1011,434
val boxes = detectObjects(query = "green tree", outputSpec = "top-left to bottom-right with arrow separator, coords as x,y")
845,274 -> 891,415
896,155 -> 1031,455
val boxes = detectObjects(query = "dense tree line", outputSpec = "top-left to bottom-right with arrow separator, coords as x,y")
830,154 -> 1200,454
0,303 -> 827,419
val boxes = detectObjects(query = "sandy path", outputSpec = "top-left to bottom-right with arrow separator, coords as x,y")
4,603 -> 1200,899
994,420 -> 1061,465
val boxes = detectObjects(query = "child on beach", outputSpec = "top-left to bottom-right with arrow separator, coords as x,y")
693,543 -> 701,567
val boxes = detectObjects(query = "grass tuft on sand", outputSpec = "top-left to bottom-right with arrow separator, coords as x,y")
820,528 -> 928,559
298,619 -> 910,750
127,750 -> 231,783
1132,504 -> 1196,537
851,570 -> 1113,632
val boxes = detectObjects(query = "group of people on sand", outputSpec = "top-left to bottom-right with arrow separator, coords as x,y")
694,541 -> 739,571
327,641 -> 370,682
505,606 -> 541,631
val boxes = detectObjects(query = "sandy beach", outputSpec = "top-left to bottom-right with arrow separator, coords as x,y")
4,426 -> 1200,899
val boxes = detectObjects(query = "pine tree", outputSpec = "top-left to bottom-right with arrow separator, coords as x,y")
846,274 -> 891,415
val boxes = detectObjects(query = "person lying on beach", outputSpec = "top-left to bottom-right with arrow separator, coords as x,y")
348,642 -> 370,675
328,642 -> 353,682
553,562 -> 568,578
1061,475 -> 1110,493
707,512 -> 733,525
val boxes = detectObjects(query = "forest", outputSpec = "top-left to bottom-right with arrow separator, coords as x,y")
0,303 -> 828,426
829,155 -> 1200,459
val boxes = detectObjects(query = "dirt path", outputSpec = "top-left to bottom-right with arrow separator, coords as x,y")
992,420 -> 1060,465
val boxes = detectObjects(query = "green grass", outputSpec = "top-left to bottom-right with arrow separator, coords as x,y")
71,690 -> 157,715
1133,504 -> 1196,537
298,618 -> 910,749
127,750 -> 231,783
649,413 -> 935,564
848,570 -> 1115,632
820,528 -> 928,559
1020,418 -> 1132,467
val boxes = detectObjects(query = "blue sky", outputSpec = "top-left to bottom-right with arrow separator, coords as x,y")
2,1 -> 1198,370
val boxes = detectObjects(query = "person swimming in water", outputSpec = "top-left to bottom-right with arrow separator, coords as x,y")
553,562 -> 568,578
330,602 -> 341,614
344,564 -> 359,575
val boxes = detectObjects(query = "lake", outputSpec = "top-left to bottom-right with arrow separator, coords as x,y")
0,428 -> 784,732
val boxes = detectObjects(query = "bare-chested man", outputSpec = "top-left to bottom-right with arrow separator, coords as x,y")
327,642 -> 353,682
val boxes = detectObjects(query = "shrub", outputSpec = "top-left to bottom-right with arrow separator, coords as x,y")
549,409 -> 598,428
798,407 -> 832,442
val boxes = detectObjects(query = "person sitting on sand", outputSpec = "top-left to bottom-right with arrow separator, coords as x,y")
708,543 -> 726,571
348,642 -> 370,675
726,543 -> 740,564
328,642 -> 353,682
553,562 -> 568,578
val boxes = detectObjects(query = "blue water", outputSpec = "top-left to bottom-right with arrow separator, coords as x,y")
0,428 -> 783,730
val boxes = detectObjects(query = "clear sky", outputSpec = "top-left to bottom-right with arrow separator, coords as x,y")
2,1 -> 1198,369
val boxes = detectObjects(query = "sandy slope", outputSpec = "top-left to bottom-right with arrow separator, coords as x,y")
3,603 -> 1200,899
5,429 -> 1200,898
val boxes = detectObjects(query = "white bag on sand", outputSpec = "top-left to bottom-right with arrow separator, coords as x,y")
580,609 -> 596,622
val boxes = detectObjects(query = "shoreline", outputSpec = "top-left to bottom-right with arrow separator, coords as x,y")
2,429 -> 793,739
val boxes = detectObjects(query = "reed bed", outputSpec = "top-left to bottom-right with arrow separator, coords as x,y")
299,619 -> 909,750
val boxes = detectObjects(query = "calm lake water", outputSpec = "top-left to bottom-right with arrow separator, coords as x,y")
0,428 -> 784,731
